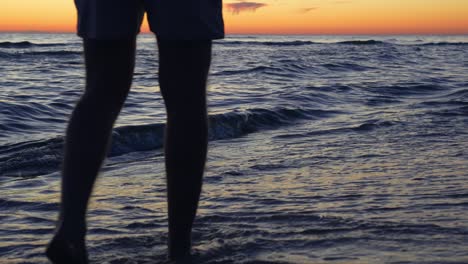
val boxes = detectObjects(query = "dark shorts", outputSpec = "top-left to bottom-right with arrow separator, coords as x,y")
74,0 -> 224,40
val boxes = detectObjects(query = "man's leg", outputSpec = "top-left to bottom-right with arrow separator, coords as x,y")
46,38 -> 136,263
157,39 -> 212,260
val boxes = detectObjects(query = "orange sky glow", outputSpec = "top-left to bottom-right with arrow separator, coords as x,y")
1,0 -> 468,34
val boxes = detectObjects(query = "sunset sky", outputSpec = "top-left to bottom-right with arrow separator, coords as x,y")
1,0 -> 468,34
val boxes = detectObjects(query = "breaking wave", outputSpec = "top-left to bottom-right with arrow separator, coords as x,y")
0,107 -> 334,177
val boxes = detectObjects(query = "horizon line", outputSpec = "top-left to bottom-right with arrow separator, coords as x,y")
0,31 -> 467,36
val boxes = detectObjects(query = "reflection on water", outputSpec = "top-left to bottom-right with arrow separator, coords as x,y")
1,34 -> 468,263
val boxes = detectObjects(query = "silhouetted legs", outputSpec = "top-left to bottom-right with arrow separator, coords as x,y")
47,38 -> 136,263
47,38 -> 212,263
158,39 -> 212,260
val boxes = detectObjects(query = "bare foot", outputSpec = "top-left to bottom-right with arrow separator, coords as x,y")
46,235 -> 88,264
166,254 -> 194,264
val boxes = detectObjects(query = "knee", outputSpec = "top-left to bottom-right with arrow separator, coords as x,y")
79,87 -> 127,115
165,98 -> 207,120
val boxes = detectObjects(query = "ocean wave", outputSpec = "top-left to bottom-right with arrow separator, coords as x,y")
0,101 -> 69,135
218,40 -> 386,46
218,40 -> 385,46
0,41 -> 67,49
217,40 -> 317,46
213,66 -> 288,76
421,42 -> 468,46
0,51 -> 14,58
17,50 -> 82,57
354,120 -> 395,131
444,88 -> 468,99
336,40 -> 385,45
2,39 -> 467,52
322,62 -> 372,72
197,211 -> 465,237
274,119 -> 396,139
0,50 -> 82,58
217,39 -> 468,47
0,107 -> 334,177
214,62 -> 316,76
217,39 -> 385,47
0,198 -> 59,211
26,50 -> 82,56
367,83 -> 446,96
208,107 -> 333,139
428,105 -> 468,117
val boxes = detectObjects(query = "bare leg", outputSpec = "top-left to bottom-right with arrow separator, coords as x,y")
157,39 -> 212,260
46,37 -> 136,264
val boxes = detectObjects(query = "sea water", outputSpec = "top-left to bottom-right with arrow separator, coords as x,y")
1,34 -> 468,263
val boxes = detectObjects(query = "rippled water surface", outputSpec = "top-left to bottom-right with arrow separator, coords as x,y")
1,34 -> 468,263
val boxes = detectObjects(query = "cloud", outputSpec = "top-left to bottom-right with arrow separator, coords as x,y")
299,7 -> 319,13
225,2 -> 268,14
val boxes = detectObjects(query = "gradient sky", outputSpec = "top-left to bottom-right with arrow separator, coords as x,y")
1,0 -> 468,34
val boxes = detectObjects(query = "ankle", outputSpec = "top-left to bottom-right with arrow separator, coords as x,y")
168,241 -> 191,261
46,236 -> 88,264
55,220 -> 87,242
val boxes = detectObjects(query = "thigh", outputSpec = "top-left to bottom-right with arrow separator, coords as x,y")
156,39 -> 212,113
144,0 -> 224,40
75,0 -> 145,39
83,38 -> 137,100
